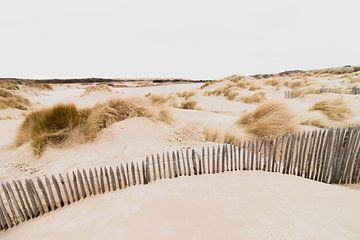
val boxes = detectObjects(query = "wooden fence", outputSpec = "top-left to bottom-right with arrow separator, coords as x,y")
1,126 -> 360,231
284,87 -> 360,99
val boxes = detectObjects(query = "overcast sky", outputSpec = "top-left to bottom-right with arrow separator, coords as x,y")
0,0 -> 359,79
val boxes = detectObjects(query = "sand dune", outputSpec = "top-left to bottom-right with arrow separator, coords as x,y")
1,172 -> 360,240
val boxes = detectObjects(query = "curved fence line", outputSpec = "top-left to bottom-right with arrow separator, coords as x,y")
284,87 -> 360,99
0,126 -> 360,231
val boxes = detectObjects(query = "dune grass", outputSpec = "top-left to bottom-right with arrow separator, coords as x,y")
293,86 -> 317,97
203,127 -> 220,142
180,99 -> 197,109
15,99 -> 169,157
204,84 -> 239,100
0,81 -> 20,90
300,118 -> 328,128
241,91 -> 266,104
145,93 -> 172,105
177,90 -> 196,99
81,85 -> 111,96
309,99 -> 352,121
223,132 -> 239,144
236,101 -> 296,138
0,89 -> 30,110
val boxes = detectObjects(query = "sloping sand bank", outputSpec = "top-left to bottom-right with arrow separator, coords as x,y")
2,171 -> 360,240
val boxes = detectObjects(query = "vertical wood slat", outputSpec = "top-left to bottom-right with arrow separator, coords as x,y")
12,181 -> 30,220
17,180 -> 34,218
37,178 -> 51,212
82,169 -> 93,195
66,173 -> 75,203
72,172 -> 81,200
52,175 -> 65,206
2,184 -> 19,225
6,183 -> 25,222
104,167 -> 111,192
76,170 -> 87,199
115,167 -> 122,190
59,174 -> 71,205
45,176 -> 57,210
120,164 -> 127,188
28,179 -> 44,216
136,162 -> 142,185
109,167 -> 116,191
157,154 -> 162,179
0,192 -> 12,228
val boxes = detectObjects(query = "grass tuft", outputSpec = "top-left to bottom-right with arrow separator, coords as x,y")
236,101 -> 296,138
0,89 -> 30,110
309,99 -> 352,121
15,99 -> 169,156
241,91 -> 266,104
203,127 -> 219,142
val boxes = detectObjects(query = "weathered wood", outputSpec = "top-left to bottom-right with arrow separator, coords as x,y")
212,146 -> 216,174
0,195 -> 9,230
6,182 -> 25,222
82,169 -> 93,195
176,150 -> 182,176
202,147 -> 206,174
12,181 -> 30,220
120,164 -> 128,187
76,170 -> 87,199
115,166 -> 122,190
0,192 -> 12,228
172,152 -> 178,178
136,162 -> 142,185
146,158 -> 151,183
151,155 -> 157,180
167,152 -> 173,178
59,174 -> 71,205
94,168 -> 101,194
348,130 -> 360,183
99,167 -> 105,194
186,149 -> 191,176
126,163 -> 131,187
162,152 -> 166,178
207,147 -> 211,174
17,180 -> 34,218
72,172 -> 81,200
181,150 -> 186,176
192,149 -> 197,175
28,179 -> 44,215
2,183 -> 19,225
142,161 -> 148,184
131,162 -> 136,185
157,153 -> 162,179
104,167 -> 111,192
66,173 -> 76,203
282,134 -> 291,174
37,177 -> 51,212
52,175 -> 64,207
109,167 -> 116,191
216,145 -> 221,173
229,144 -> 234,171
221,145 -> 225,172
45,176 -> 57,210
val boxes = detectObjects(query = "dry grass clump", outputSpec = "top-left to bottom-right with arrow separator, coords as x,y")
300,118 -> 328,128
224,74 -> 245,83
241,91 -> 266,104
309,99 -> 352,121
146,93 -> 172,105
293,86 -> 317,97
180,100 -> 197,109
284,78 -> 312,89
265,78 -> 282,87
236,101 -> 296,138
204,84 -> 239,100
26,82 -> 53,90
223,132 -> 239,144
0,81 -> 19,90
81,85 -> 111,96
157,110 -> 173,124
311,66 -> 360,75
248,84 -> 261,91
177,90 -> 196,99
199,81 -> 215,89
15,99 -> 168,156
0,89 -> 30,110
203,127 -> 220,142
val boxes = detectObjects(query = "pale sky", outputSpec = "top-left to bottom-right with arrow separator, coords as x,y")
0,0 -> 359,79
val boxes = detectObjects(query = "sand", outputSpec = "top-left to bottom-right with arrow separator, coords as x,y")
0,72 -> 360,238
1,172 -> 360,240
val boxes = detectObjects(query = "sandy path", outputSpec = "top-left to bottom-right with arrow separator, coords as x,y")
1,171 -> 360,240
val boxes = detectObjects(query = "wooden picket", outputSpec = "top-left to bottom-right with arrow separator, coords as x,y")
1,126 -> 360,231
